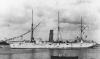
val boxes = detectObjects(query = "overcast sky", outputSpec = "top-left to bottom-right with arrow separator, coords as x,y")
0,0 -> 100,43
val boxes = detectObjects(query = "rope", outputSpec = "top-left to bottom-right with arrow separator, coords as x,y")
6,21 -> 42,41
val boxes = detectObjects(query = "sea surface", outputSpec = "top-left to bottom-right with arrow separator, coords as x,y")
0,45 -> 100,59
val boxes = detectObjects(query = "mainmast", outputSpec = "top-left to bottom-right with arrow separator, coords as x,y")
31,9 -> 35,43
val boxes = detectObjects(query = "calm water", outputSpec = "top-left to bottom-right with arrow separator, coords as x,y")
0,45 -> 100,59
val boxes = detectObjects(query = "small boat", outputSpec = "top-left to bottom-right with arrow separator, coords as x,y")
0,41 -> 9,48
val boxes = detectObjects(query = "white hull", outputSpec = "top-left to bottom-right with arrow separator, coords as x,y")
10,42 -> 96,49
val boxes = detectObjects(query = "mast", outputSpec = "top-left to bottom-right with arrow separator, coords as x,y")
31,9 -> 35,43
57,11 -> 60,41
80,16 -> 83,41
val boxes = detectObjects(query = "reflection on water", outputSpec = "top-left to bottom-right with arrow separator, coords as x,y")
51,56 -> 78,59
0,46 -> 100,59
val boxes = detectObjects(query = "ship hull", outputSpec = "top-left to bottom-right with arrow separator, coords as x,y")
10,42 -> 96,49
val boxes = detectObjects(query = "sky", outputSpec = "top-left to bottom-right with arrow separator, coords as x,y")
0,0 -> 100,43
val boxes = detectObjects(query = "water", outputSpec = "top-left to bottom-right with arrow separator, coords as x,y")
0,45 -> 100,59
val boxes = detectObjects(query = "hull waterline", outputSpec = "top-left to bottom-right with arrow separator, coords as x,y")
10,42 -> 97,49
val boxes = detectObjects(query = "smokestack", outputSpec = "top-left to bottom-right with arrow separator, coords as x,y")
49,30 -> 54,42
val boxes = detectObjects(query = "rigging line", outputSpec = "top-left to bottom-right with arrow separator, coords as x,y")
32,21 -> 41,31
59,30 -> 62,40
14,30 -> 30,38
6,21 -> 42,41
18,21 -> 41,37
60,29 -> 63,40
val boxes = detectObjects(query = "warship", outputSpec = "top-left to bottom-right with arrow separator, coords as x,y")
10,10 -> 97,49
